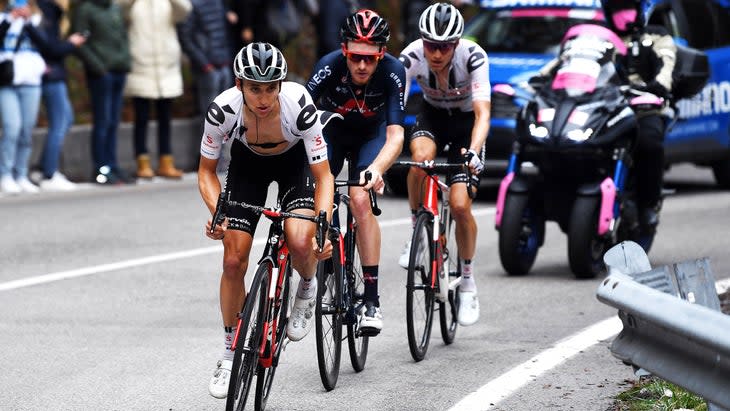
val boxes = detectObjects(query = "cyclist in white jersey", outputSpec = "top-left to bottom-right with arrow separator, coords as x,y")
398,2 -> 491,326
198,42 -> 336,399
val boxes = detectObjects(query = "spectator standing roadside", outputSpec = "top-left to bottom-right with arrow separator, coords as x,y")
119,0 -> 191,180
0,0 -> 46,194
177,0 -> 232,118
24,0 -> 85,191
315,0 -> 374,58
72,0 -> 133,185
225,0 -> 247,56
400,0 -> 430,46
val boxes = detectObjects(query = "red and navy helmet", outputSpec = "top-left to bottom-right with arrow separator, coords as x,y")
340,9 -> 390,46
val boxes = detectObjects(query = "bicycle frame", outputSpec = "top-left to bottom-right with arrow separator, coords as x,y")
229,210 -> 291,369
330,178 -> 377,328
420,173 -> 457,302
333,191 -> 361,326
405,159 -> 470,303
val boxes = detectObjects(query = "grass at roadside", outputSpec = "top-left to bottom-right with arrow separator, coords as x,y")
609,376 -> 707,411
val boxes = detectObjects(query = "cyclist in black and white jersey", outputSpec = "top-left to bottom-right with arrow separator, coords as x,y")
397,2 -> 491,327
198,42 -> 336,399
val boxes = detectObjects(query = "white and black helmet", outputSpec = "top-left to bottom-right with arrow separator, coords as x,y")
233,42 -> 288,82
418,2 -> 464,43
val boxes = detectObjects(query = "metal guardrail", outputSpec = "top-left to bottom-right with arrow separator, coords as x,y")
597,241 -> 730,409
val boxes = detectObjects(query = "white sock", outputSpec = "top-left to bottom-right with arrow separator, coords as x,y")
460,259 -> 477,293
222,326 -> 236,362
297,276 -> 316,299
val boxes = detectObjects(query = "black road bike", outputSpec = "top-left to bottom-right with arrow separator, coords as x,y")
315,172 -> 380,391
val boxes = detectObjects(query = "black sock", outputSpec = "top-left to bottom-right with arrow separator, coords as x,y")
362,265 -> 379,306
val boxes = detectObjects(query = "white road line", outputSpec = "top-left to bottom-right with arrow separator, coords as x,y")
0,244 -> 228,292
0,207 -> 496,292
448,316 -> 623,411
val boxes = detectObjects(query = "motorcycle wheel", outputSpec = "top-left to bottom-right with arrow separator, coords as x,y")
567,196 -> 606,278
498,193 -> 543,276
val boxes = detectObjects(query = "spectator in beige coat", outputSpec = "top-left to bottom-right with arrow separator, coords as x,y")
119,0 -> 191,179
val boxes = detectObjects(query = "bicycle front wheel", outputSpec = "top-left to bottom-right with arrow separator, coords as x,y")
406,212 -> 436,362
345,229 -> 369,372
439,213 -> 460,345
315,243 -> 343,391
226,260 -> 270,411
255,261 -> 291,410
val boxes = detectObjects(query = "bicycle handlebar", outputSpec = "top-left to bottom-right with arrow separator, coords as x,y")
334,170 -> 381,216
393,160 -> 477,200
210,196 -> 329,250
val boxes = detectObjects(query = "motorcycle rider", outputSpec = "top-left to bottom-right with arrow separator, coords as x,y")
537,0 -> 676,248
604,0 -> 676,247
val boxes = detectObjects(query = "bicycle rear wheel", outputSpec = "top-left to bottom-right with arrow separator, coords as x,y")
439,213 -> 460,345
226,260 -> 270,411
315,240 -> 343,391
345,229 -> 369,372
406,212 -> 436,362
254,261 -> 291,410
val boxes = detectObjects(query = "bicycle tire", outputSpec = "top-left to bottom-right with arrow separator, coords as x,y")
315,242 -> 343,391
439,213 -> 460,345
226,260 -> 270,411
345,229 -> 369,372
254,260 -> 292,410
406,212 -> 436,362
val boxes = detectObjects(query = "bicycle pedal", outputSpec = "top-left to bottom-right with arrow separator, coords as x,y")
358,327 -> 381,337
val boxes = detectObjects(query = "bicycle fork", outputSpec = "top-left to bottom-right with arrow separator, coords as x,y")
251,248 -> 290,369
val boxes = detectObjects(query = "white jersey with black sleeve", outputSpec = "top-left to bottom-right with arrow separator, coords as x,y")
199,81 -> 338,164
399,38 -> 491,112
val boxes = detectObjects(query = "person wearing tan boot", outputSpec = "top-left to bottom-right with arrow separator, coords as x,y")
119,0 -> 191,179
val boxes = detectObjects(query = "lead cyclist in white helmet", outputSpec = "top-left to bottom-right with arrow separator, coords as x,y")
398,2 -> 491,327
198,42 -> 337,399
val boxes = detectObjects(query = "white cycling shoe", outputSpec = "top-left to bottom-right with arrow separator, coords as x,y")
398,239 -> 411,269
208,359 -> 232,399
458,291 -> 480,326
287,281 -> 317,341
358,302 -> 383,336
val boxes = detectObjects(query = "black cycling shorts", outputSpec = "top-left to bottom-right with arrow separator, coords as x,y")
323,120 -> 386,180
410,102 -> 482,186
223,139 -> 315,234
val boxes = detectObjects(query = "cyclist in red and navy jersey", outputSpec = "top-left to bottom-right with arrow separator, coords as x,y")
398,2 -> 492,327
198,42 -> 337,399
305,9 -> 406,335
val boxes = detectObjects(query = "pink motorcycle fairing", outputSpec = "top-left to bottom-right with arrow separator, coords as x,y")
598,177 -> 616,235
495,172 -> 515,228
630,94 -> 665,106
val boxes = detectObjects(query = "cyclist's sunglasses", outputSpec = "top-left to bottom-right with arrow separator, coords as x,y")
423,40 -> 458,53
342,45 -> 384,64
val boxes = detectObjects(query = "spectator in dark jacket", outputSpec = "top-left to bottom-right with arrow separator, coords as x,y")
24,0 -> 85,191
72,0 -> 132,184
177,0 -> 232,116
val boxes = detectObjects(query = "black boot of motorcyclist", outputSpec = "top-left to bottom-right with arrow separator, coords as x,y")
635,115 -> 666,252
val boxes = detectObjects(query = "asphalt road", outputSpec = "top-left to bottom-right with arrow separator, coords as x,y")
1,164 -> 728,411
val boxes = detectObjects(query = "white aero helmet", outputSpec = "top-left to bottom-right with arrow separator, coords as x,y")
418,2 -> 464,43
233,42 -> 288,82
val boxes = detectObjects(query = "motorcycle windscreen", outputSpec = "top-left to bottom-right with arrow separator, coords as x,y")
551,57 -> 601,97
